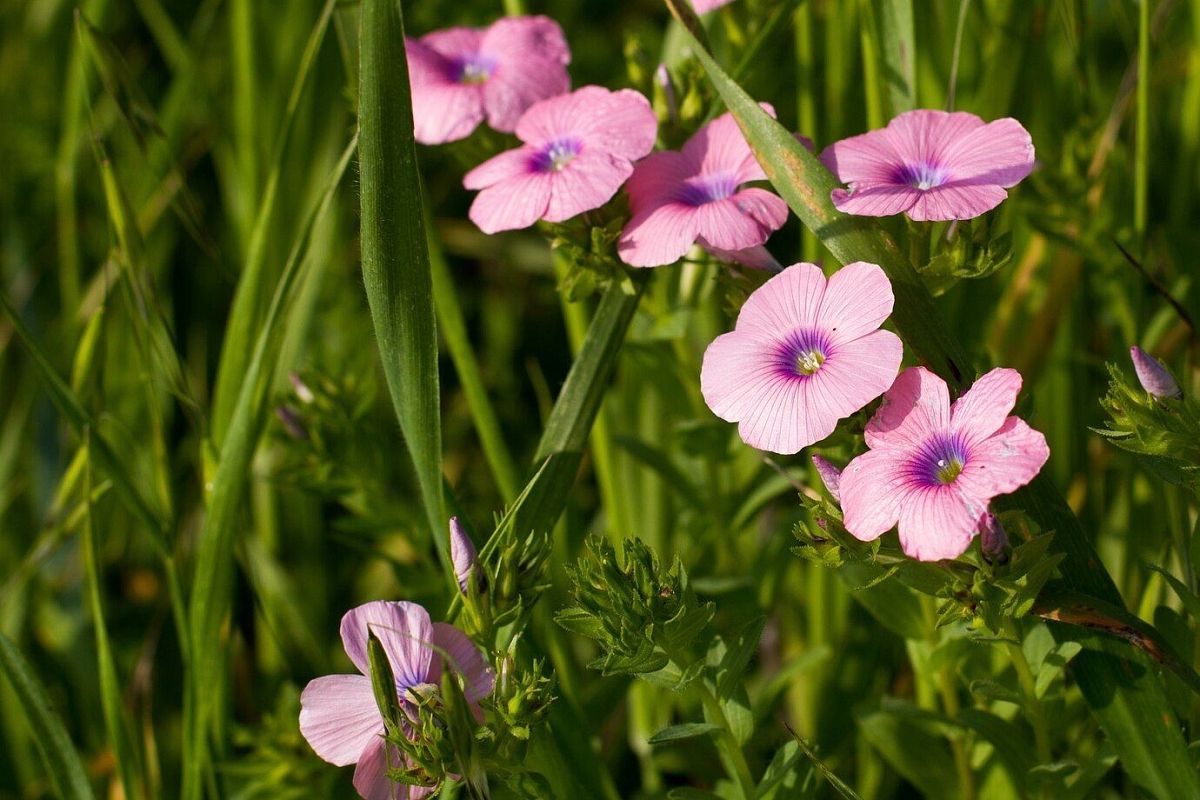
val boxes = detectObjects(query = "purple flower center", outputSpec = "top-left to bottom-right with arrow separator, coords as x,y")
679,172 -> 738,206
773,328 -> 833,379
894,161 -> 949,191
530,138 -> 582,173
908,433 -> 970,487
453,53 -> 497,85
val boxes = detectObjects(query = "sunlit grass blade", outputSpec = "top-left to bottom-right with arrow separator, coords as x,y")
182,135 -> 357,800
876,0 -> 916,114
667,9 -> 1200,796
358,0 -> 446,568
0,292 -> 169,549
0,634 -> 96,800
82,435 -> 144,800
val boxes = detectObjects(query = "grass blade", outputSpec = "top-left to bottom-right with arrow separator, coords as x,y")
0,634 -> 96,800
876,0 -> 916,115
358,0 -> 446,568
667,11 -> 1200,796
182,135 -> 357,800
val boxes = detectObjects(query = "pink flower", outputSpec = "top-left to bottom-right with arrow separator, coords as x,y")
691,0 -> 736,12
406,16 -> 570,145
821,110 -> 1035,221
618,109 -> 789,268
300,602 -> 494,800
463,86 -> 657,233
700,262 -> 903,454
840,367 -> 1050,562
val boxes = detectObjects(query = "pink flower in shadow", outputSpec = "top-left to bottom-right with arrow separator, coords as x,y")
299,602 -> 494,799
821,109 -> 1035,221
840,367 -> 1050,561
406,16 -> 570,145
701,262 -> 903,454
618,108 -> 789,268
463,86 -> 657,233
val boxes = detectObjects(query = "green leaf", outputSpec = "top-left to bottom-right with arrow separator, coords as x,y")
875,0 -> 916,115
716,616 -> 766,700
839,562 -> 927,640
0,634 -> 96,800
648,722 -> 723,744
858,707 -> 959,799
678,20 -> 1200,797
358,0 -> 445,565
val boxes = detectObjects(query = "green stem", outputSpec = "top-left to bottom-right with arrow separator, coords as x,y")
697,682 -> 757,799
1003,621 -> 1051,767
1135,0 -> 1152,241
429,211 -> 519,501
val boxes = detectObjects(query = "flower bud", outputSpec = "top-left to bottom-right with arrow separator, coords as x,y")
289,371 -> 315,404
1130,346 -> 1182,399
979,512 -> 1010,565
654,64 -> 677,124
449,517 -> 477,594
811,455 -> 842,502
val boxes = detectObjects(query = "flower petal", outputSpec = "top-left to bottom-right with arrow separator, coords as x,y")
896,485 -> 982,561
544,150 -> 633,223
482,55 -> 571,133
816,261 -> 895,344
700,241 -> 781,270
299,675 -> 382,767
693,188 -> 788,252
821,128 -> 906,185
840,448 -> 905,541
515,86 -> 655,160
736,262 -> 827,335
624,150 -> 696,215
407,38 -> 485,146
816,329 -> 904,416
352,737 -> 400,800
950,367 -> 1022,446
481,15 -> 570,66
830,185 -> 921,217
462,147 -> 535,190
340,601 -> 434,689
865,367 -> 951,450
429,623 -> 495,704
906,182 -> 1008,221
957,417 -> 1049,498
467,172 -> 552,234
691,0 -> 736,12
683,107 -> 775,183
938,117 -> 1034,187
618,202 -> 701,267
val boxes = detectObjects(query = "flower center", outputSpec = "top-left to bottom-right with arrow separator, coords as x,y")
679,172 -> 738,206
531,138 -> 581,173
774,328 -> 833,379
454,54 -> 496,85
909,434 -> 970,487
894,161 -> 949,191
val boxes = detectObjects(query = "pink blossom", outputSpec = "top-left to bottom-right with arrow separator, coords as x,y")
691,0 -> 736,12
821,110 -> 1035,221
840,367 -> 1050,562
463,86 -> 657,233
618,109 -> 789,268
406,16 -> 570,145
811,455 -> 842,501
300,602 -> 494,799
700,262 -> 903,454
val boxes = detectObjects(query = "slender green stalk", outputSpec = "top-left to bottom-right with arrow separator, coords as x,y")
429,211 -> 519,501
859,0 -> 884,129
946,0 -> 970,111
697,682 -> 757,799
793,1 -> 820,263
1135,0 -> 1152,240
1003,622 -> 1051,768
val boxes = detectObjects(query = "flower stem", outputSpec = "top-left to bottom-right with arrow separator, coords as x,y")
1003,621 -> 1052,767
696,682 -> 758,799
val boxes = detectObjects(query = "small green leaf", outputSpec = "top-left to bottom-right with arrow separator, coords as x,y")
648,722 -> 722,745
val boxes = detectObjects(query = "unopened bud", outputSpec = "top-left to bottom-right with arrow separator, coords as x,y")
655,64 -> 677,124
811,455 -> 842,502
289,372 -> 315,404
1130,346 -> 1182,399
449,517 -> 478,594
979,512 -> 1010,565
274,406 -> 308,440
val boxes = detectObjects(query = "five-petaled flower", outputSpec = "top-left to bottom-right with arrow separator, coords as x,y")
840,367 -> 1049,562
463,86 -> 658,233
701,262 -> 903,454
821,109 -> 1035,221
299,602 -> 494,800
618,108 -> 789,268
407,16 -> 571,145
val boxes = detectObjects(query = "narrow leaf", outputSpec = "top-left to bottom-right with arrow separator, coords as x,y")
0,634 -> 96,800
648,722 -> 723,744
358,0 -> 445,567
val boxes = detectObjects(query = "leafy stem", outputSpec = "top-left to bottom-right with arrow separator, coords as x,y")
693,677 -> 757,799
